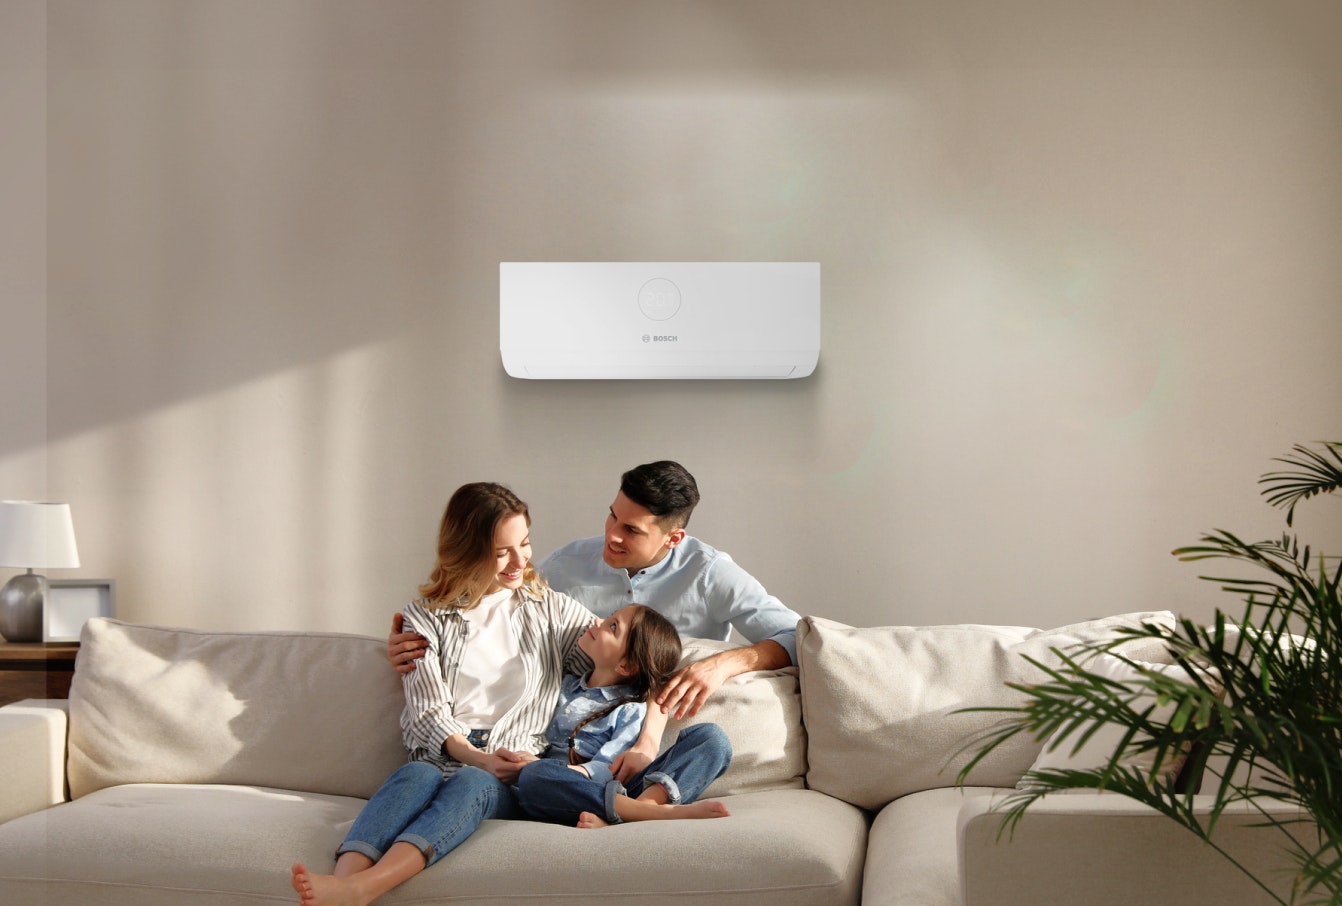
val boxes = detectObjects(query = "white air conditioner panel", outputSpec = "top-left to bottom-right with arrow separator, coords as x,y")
500,262 -> 820,379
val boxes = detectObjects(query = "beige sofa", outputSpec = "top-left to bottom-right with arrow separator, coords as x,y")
0,612 -> 1302,904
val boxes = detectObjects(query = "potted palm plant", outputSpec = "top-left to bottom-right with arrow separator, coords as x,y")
960,441 -> 1341,905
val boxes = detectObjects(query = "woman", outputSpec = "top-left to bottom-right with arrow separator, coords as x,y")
290,482 -> 597,906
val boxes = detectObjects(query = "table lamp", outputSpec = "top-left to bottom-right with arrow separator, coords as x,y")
0,501 -> 81,643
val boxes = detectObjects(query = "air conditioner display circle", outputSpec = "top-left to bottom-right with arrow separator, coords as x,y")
638,278 -> 681,321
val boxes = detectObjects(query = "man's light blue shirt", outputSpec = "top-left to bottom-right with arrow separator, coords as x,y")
536,535 -> 799,665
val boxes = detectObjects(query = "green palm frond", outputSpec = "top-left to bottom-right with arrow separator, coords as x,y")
958,442 -> 1342,905
1260,442 -> 1342,526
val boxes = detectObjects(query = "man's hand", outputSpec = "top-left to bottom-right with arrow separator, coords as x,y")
655,641 -> 789,720
387,612 -> 429,675
611,739 -> 657,783
656,655 -> 734,720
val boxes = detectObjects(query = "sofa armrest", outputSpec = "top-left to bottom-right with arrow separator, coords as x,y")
0,699 -> 70,825
958,792 -> 1308,906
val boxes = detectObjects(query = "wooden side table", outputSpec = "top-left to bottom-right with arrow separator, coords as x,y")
0,641 -> 80,706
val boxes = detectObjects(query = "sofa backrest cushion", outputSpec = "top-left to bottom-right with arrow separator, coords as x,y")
68,619 -> 406,800
664,638 -> 806,796
798,617 -> 1038,810
796,611 -> 1177,811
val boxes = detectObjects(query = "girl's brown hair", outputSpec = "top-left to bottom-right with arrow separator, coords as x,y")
417,482 -> 547,610
619,605 -> 683,700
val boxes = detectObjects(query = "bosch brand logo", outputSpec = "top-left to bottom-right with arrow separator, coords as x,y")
653,335 -> 677,342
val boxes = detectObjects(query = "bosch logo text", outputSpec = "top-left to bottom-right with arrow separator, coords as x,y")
642,334 -> 678,343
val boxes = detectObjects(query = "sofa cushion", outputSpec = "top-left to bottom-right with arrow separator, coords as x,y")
67,618 -> 407,800
1013,611 -> 1179,665
0,783 -> 361,905
1018,651 -> 1221,790
797,612 -> 1179,810
66,620 -> 804,804
798,617 -> 1039,810
665,638 -> 807,796
863,787 -> 1001,906
0,785 -> 866,905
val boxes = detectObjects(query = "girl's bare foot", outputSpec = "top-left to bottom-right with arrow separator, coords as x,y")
578,799 -> 730,827
679,800 -> 730,820
289,863 -> 368,906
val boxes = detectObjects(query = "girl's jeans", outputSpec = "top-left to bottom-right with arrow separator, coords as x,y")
338,731 -> 518,869
514,722 -> 732,825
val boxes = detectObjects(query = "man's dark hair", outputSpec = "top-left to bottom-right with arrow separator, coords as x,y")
620,460 -> 700,530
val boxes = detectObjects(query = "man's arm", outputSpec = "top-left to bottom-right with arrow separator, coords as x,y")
388,611 -> 429,675
700,550 -> 800,666
656,639 -> 788,720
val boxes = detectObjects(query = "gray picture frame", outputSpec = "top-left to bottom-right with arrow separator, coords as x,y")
46,578 -> 116,642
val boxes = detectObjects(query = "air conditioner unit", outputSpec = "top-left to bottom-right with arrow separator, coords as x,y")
500,262 -> 820,379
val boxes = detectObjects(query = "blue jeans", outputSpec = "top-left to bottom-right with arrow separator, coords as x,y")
339,733 -> 519,868
514,722 -> 732,825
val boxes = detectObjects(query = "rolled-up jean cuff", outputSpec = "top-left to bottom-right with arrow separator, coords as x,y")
336,839 -> 385,863
644,771 -> 681,804
603,780 -> 627,824
394,833 -> 436,865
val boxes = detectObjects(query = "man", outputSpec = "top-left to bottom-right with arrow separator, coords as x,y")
388,460 -> 801,780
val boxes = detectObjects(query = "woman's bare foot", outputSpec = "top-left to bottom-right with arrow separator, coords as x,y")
289,863 -> 368,906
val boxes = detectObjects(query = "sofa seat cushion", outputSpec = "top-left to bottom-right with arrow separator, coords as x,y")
861,787 -> 1001,906
0,785 -> 868,905
0,783 -> 360,905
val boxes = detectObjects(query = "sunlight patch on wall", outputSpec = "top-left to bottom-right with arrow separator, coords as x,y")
43,340 -> 402,631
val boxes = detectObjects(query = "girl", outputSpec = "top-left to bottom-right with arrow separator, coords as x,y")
517,604 -> 733,828
290,482 -> 596,906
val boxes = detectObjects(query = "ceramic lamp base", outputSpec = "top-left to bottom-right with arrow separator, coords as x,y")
0,571 -> 46,642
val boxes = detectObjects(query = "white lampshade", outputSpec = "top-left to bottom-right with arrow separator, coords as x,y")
0,501 -> 81,569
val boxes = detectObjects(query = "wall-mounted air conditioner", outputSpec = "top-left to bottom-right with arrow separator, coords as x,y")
500,262 -> 820,379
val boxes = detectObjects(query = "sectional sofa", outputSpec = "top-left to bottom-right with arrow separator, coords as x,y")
0,611 -> 1303,904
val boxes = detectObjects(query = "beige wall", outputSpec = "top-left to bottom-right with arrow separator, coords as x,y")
4,0 -> 1340,636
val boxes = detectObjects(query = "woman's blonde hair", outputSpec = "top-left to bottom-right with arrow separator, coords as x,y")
417,482 -> 547,610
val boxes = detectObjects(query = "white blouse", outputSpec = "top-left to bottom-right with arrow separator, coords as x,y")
452,589 -> 525,728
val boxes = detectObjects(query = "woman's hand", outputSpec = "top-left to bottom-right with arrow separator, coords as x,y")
483,747 -> 537,784
387,612 -> 429,675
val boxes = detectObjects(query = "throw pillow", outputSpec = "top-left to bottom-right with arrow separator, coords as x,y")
663,638 -> 807,796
